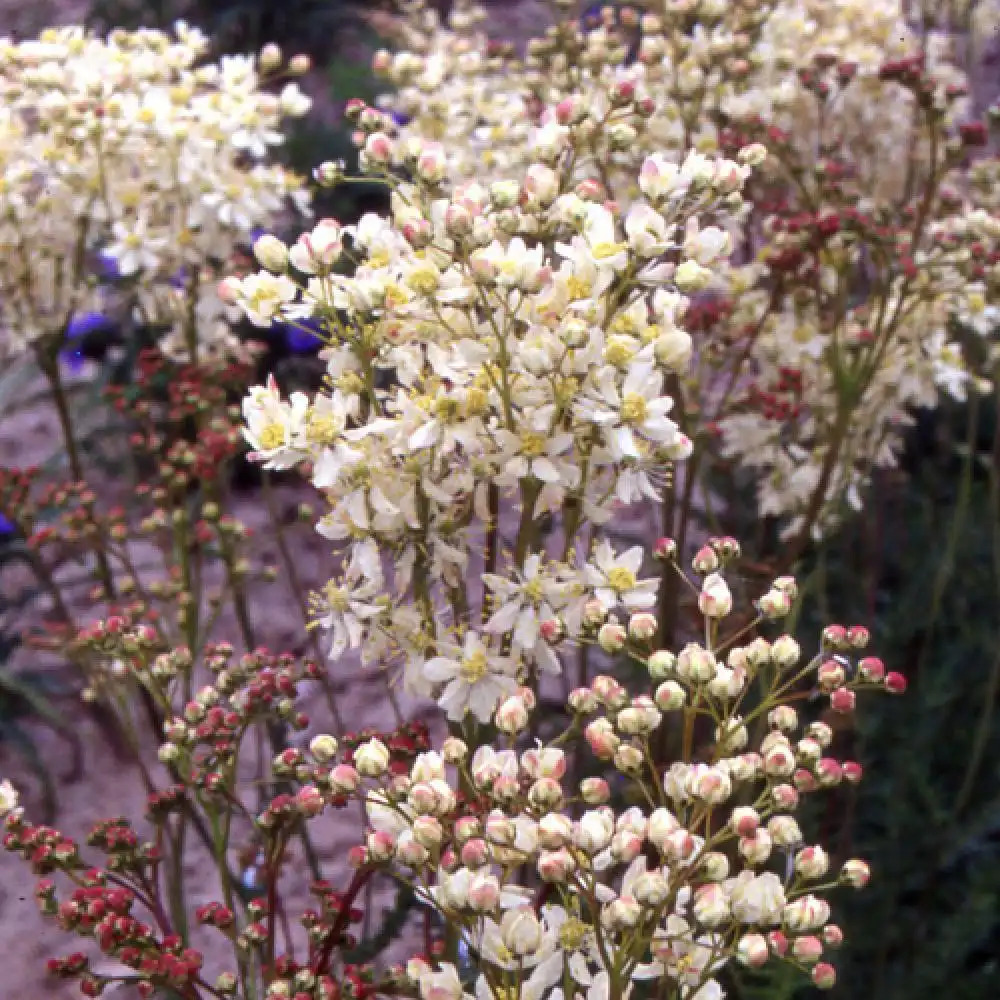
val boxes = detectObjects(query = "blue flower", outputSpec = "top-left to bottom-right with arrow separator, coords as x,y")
60,312 -> 114,374
283,317 -> 323,353
0,514 -> 15,537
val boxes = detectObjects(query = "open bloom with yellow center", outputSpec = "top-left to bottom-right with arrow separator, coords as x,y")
577,360 -> 681,462
584,540 -> 657,612
423,631 -> 519,722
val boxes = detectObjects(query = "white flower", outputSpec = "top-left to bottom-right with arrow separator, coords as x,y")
0,779 -> 19,816
584,540 -> 657,612
423,632 -> 519,723
233,271 -> 299,327
577,361 -> 681,461
315,542 -> 384,659
242,375 -> 309,468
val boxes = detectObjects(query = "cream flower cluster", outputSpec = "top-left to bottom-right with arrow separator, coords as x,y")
229,134 -> 759,719
0,24 -> 311,361
312,554 -> 899,1000
369,0 -> 998,534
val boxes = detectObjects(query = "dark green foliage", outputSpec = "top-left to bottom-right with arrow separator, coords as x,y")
0,537 -> 78,822
795,395 -> 1000,999
85,0 -> 371,60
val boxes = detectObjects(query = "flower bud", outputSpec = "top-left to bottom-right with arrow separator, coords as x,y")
648,650 -> 676,680
740,829 -> 773,865
885,671 -> 907,693
692,545 -> 719,574
737,932 -> 770,967
730,806 -> 759,837
654,680 -> 686,711
603,895 -> 642,930
698,573 -> 732,618
495,695 -> 529,733
396,831 -> 430,867
770,636 -> 800,669
598,623 -> 627,653
793,935 -> 824,964
309,734 -> 338,763
841,859 -> 870,888
538,847 -> 576,881
628,612 -> 658,640
329,764 -> 360,794
254,234 -> 289,272
768,815 -> 803,848
783,895 -> 831,931
653,537 -> 678,561
354,738 -> 390,777
568,687 -> 599,713
812,963 -> 837,989
822,924 -> 844,948
468,873 -> 500,912
442,737 -> 468,764
759,588 -> 792,618
693,884 -> 730,927
579,777 -> 610,804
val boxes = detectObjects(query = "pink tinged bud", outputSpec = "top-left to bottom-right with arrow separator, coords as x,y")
692,544 -> 719,573
792,935 -> 824,964
847,625 -> 870,648
769,704 -> 799,731
522,745 -> 567,780
740,829 -> 773,864
655,680 -> 686,711
495,695 -> 529,734
693,884 -> 731,927
822,625 -> 849,651
823,924 -> 844,948
583,598 -> 609,627
784,895 -> 831,931
812,963 -> 837,989
885,671 -> 907,693
585,719 -> 620,760
858,656 -> 885,682
568,687 -> 599,713
528,778 -> 563,810
598,623 -> 627,653
795,846 -> 830,879
653,536 -> 677,561
614,744 -> 644,772
467,873 -> 500,912
538,847 -> 576,881
842,760 -> 863,784
460,837 -> 491,867
363,132 -> 393,164
329,764 -> 360,794
539,618 -> 564,644
794,768 -> 818,792
771,783 -> 799,810
580,777 -> 610,804
628,612 -> 658,640
764,744 -> 796,777
603,895 -> 642,930
737,933 -> 770,968
841,859 -> 870,888
662,828 -> 696,862
730,806 -> 760,836
395,831 -> 429,867
366,830 -> 395,861
816,758 -> 843,787
829,688 -> 856,714
768,930 -> 789,956
218,277 -> 241,303
610,830 -> 643,863
817,659 -> 847,691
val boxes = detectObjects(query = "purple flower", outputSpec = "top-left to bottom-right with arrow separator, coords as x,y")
0,514 -> 15,537
97,251 -> 121,280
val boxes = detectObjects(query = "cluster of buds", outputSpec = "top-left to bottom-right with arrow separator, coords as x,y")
258,543 -> 905,1000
